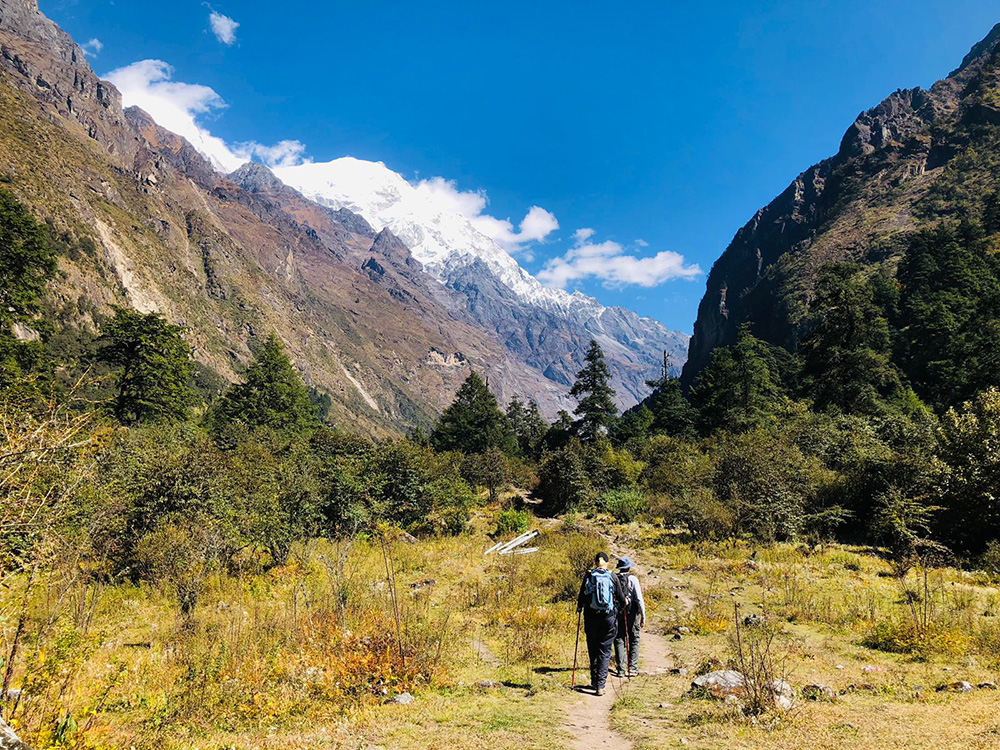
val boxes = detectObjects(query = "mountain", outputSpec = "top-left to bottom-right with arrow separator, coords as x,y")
274,159 -> 689,406
683,22 -> 1000,385
0,0 -> 684,433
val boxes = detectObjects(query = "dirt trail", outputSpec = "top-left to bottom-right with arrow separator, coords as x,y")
559,536 -> 695,750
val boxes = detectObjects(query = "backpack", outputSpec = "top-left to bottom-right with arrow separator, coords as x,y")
618,573 -> 638,617
585,568 -> 615,612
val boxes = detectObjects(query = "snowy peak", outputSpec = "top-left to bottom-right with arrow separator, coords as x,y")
274,158 -> 600,315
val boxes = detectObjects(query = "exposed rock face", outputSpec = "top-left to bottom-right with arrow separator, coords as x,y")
682,23 -> 1000,385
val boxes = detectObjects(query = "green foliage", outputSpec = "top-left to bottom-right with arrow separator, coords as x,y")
895,222 -> 1000,409
98,307 -> 195,425
597,487 -> 648,523
431,371 -> 516,454
460,446 -> 510,504
495,508 -> 530,536
209,334 -> 319,439
570,340 -> 618,442
0,188 -> 58,392
506,397 -> 548,457
537,441 -> 592,512
690,324 -> 787,435
932,387 -> 1000,557
799,264 -> 906,415
711,428 -> 824,542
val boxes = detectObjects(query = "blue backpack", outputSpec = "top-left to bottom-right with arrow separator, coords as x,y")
585,568 -> 615,612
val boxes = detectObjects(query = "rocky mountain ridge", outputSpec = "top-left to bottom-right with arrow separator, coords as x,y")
682,22 -> 1000,385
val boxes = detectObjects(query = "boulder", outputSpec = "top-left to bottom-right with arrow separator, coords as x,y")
386,692 -> 414,704
690,670 -> 746,700
0,717 -> 31,750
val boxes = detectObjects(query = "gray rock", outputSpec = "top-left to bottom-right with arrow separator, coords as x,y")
978,681 -> 998,690
690,670 -> 746,700
387,692 -> 414,704
742,613 -> 766,628
770,679 -> 795,710
0,716 -> 31,750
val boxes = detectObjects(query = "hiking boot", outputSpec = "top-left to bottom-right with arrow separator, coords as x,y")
595,687 -> 605,696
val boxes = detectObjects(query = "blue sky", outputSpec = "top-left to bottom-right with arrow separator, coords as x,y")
45,0 -> 1000,333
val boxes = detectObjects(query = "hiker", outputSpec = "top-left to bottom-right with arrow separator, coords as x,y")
613,557 -> 646,677
576,552 -> 626,695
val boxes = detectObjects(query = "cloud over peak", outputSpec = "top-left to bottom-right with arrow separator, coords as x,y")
81,38 -> 103,58
538,229 -> 701,289
208,11 -> 239,45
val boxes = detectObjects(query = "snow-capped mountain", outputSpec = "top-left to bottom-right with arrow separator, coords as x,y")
275,157 -> 689,405
276,158 -> 596,315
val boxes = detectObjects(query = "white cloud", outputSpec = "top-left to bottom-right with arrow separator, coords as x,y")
538,229 -> 701,289
234,139 -> 309,168
208,11 -> 239,45
104,60 -> 308,173
414,177 -> 558,255
635,238 -> 649,247
81,38 -> 103,58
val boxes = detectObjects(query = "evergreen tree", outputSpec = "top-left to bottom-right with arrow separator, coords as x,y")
210,334 -> 319,437
690,324 -> 784,434
799,263 -> 904,414
0,188 -> 58,391
542,409 -> 576,451
506,397 -> 548,456
431,371 -> 515,454
98,308 -> 195,425
895,223 -> 1000,409
645,352 -> 697,438
570,340 -> 617,441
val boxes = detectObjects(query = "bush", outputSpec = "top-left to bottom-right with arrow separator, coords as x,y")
537,443 -> 591,512
598,488 -> 648,523
495,509 -> 531,536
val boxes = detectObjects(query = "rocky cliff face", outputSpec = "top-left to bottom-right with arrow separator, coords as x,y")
0,0 -> 583,433
682,22 -> 1000,385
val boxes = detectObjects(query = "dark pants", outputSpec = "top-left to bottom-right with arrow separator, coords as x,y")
583,609 -> 617,690
614,612 -> 641,675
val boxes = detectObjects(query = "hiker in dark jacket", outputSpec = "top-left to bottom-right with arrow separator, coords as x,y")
613,557 -> 646,677
576,552 -> 627,695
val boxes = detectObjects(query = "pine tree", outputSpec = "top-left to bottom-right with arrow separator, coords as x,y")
690,324 -> 784,434
431,371 -> 515,454
506,397 -> 548,456
98,308 -> 195,425
645,351 -> 697,438
570,340 -> 617,442
799,263 -> 904,414
210,333 -> 319,437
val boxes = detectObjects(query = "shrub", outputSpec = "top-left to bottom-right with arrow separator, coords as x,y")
598,488 -> 648,523
495,509 -> 530,536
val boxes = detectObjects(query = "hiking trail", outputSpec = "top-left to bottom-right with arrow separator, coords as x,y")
559,537 -> 695,750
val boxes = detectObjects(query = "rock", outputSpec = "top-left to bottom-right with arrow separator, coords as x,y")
475,680 -> 501,689
669,667 -> 689,676
672,633 -> 683,641
408,578 -> 437,590
657,702 -> 671,709
387,692 -> 414,704
0,716 -> 31,750
742,614 -> 766,628
801,684 -> 836,701
936,681 -> 974,693
690,670 -> 746,700
770,679 -> 795,710
978,681 -> 998,690
835,664 -> 845,670
677,626 -> 692,634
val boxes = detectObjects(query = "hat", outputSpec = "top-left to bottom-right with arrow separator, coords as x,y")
616,557 -> 634,571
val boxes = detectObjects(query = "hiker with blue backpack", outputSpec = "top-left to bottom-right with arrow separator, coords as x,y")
576,552 -> 627,695
613,557 -> 646,677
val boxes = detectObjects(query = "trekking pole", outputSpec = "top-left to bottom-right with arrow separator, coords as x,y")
623,606 -> 631,679
571,609 -> 581,688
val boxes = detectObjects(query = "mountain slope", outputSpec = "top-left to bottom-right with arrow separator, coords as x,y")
0,0 -> 576,434
276,158 -> 689,405
682,22 -> 1000,385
